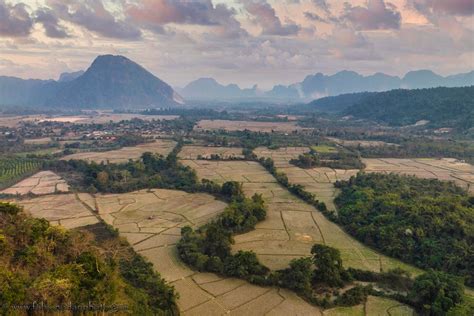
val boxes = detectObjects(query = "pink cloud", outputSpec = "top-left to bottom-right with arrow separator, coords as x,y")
343,0 -> 401,30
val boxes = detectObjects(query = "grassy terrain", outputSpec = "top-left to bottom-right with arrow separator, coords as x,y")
311,145 -> 338,153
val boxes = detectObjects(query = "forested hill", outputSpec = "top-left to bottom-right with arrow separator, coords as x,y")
343,86 -> 474,129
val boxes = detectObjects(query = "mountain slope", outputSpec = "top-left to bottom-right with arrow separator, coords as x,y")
51,55 -> 183,108
304,92 -> 376,113
0,77 -> 60,106
343,86 -> 474,129
0,55 -> 183,109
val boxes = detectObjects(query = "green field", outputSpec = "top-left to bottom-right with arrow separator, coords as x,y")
311,145 -> 338,153
0,158 -> 42,189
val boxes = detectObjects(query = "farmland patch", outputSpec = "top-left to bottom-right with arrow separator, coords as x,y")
61,139 -> 176,163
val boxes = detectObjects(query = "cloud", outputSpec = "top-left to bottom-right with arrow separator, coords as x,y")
409,0 -> 474,16
343,0 -> 401,30
304,11 -> 327,22
312,0 -> 331,14
46,0 -> 141,40
35,8 -> 69,38
243,0 -> 300,36
126,0 -> 245,38
0,0 -> 33,37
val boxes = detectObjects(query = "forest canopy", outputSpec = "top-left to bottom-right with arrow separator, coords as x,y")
334,173 -> 474,286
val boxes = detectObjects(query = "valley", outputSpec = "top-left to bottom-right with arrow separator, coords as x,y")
1,110 -> 471,315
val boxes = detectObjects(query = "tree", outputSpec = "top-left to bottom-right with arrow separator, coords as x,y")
311,244 -> 351,288
410,270 -> 464,315
280,257 -> 313,294
221,181 -> 244,199
96,171 -> 109,187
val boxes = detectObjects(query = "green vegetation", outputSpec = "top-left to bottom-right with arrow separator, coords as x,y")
411,270 -> 464,315
344,86 -> 474,130
356,139 -> 474,164
0,158 -> 42,189
177,191 -> 270,282
289,149 -> 364,170
311,145 -> 338,153
335,173 -> 474,286
48,143 -> 210,194
0,202 -> 178,315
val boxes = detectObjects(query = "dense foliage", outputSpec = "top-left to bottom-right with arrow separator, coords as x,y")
0,203 -> 177,315
410,270 -> 464,315
344,86 -> 474,129
335,173 -> 474,286
303,92 -> 376,113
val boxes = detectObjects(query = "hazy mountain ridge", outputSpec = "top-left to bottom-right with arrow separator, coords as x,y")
0,55 -> 183,109
179,77 -> 259,100
181,69 -> 474,101
58,70 -> 85,82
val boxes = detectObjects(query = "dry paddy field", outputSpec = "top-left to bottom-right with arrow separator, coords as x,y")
324,296 -> 414,316
14,193 -> 99,229
0,113 -> 178,127
37,113 -> 179,124
194,120 -> 308,133
61,139 -> 176,163
93,188 -> 320,315
253,147 -> 358,212
1,171 -> 69,195
179,145 -> 244,160
327,137 -> 399,148
363,158 -> 474,194
181,159 -> 418,275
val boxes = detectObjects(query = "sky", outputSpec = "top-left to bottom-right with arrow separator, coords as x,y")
0,0 -> 473,89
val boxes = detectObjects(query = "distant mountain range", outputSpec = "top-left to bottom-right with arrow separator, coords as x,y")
1,54 -> 473,108
0,55 -> 183,109
180,70 -> 474,101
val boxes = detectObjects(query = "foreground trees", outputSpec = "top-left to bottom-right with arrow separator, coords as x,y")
0,202 -> 178,315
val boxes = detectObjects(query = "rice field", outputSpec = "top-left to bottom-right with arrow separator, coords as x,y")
363,158 -> 474,194
181,159 -> 419,275
194,120 -> 309,133
93,188 -> 320,314
61,139 -> 176,163
253,147 -> 358,212
14,193 -> 99,229
1,170 -> 69,195
179,145 -> 244,160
